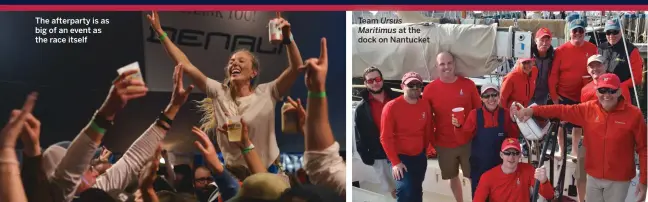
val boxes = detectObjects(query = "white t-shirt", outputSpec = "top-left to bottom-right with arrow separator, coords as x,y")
205,78 -> 281,168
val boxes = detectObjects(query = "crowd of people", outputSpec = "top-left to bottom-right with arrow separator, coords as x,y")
354,15 -> 646,202
0,11 -> 345,202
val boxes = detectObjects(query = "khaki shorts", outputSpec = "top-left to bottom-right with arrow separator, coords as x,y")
574,146 -> 586,180
436,142 -> 471,180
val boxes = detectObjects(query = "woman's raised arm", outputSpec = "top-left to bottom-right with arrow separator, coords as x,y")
147,11 -> 210,92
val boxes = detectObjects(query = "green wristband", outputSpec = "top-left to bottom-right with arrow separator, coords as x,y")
159,32 -> 168,41
308,91 -> 326,98
242,147 -> 254,155
90,121 -> 107,134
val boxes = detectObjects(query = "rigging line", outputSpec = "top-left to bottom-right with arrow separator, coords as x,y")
618,13 -> 642,107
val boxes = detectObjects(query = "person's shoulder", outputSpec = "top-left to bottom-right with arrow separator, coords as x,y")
623,102 -> 643,116
555,42 -> 570,50
457,76 -> 477,86
518,162 -> 535,169
482,165 -> 501,178
584,41 -> 598,49
598,41 -> 611,49
384,96 -> 402,109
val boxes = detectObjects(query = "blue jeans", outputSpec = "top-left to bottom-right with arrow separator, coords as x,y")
391,152 -> 428,202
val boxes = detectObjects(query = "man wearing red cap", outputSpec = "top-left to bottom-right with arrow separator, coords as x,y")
530,27 -> 555,106
423,52 -> 481,202
473,138 -> 554,202
500,58 -> 539,108
452,83 -> 520,199
381,71 -> 435,202
516,73 -> 647,202
549,19 -> 598,161
575,55 -> 630,202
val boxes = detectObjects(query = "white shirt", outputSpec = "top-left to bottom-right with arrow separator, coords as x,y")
205,78 -> 281,168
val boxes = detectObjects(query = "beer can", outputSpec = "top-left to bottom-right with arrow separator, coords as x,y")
268,18 -> 283,44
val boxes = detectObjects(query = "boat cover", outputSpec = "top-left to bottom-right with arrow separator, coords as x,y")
395,12 -> 567,38
352,23 -> 500,80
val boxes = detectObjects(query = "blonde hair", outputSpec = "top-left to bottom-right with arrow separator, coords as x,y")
195,49 -> 261,133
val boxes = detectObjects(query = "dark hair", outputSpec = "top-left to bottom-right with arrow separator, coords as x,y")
225,164 -> 251,181
173,164 -> 195,193
362,66 -> 383,80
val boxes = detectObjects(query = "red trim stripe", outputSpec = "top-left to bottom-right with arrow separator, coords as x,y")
0,5 -> 647,11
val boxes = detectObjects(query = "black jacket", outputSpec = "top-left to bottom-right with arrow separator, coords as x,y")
598,39 -> 638,87
531,45 -> 555,105
354,87 -> 400,165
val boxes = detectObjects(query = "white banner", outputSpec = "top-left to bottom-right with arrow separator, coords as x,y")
141,11 -> 289,92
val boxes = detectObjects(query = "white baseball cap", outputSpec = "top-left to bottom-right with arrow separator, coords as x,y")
480,83 -> 500,95
587,54 -> 605,65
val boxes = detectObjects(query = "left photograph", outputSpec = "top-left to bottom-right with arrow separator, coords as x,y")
0,11 -> 346,202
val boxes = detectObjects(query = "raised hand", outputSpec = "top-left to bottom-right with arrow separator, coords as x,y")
273,12 -> 291,37
286,97 -> 306,135
146,11 -> 162,32
192,126 -> 221,165
1,92 -> 38,149
300,38 -> 328,92
170,64 -> 194,107
139,145 -> 162,189
99,146 -> 112,162
98,70 -> 148,120
16,111 -> 41,157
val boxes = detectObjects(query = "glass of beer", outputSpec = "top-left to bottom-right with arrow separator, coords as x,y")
116,62 -> 144,82
281,102 -> 298,134
227,116 -> 243,142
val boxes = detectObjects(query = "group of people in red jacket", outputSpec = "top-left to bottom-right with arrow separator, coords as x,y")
355,17 -> 646,202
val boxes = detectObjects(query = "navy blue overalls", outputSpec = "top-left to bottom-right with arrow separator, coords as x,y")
469,108 -> 507,199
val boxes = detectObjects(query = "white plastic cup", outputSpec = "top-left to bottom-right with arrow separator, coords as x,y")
116,62 -> 144,82
268,18 -> 283,44
227,116 -> 243,142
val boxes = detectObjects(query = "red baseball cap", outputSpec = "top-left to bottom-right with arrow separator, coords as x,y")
401,71 -> 423,85
596,73 -> 621,90
518,58 -> 534,63
535,27 -> 552,39
501,138 -> 521,152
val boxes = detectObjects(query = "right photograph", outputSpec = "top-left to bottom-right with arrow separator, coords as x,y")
351,11 -> 647,202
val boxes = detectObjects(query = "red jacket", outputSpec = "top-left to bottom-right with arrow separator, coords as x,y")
533,100 -> 647,184
500,66 -> 539,108
474,163 -> 554,202
549,42 -> 598,101
380,96 -> 435,165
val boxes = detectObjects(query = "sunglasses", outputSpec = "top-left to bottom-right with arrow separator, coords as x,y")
606,30 -> 620,35
597,88 -> 618,94
366,77 -> 383,84
502,151 -> 521,156
406,83 -> 423,89
481,93 -> 499,99
571,28 -> 585,34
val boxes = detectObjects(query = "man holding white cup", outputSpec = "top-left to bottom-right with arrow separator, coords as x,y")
422,52 -> 482,202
